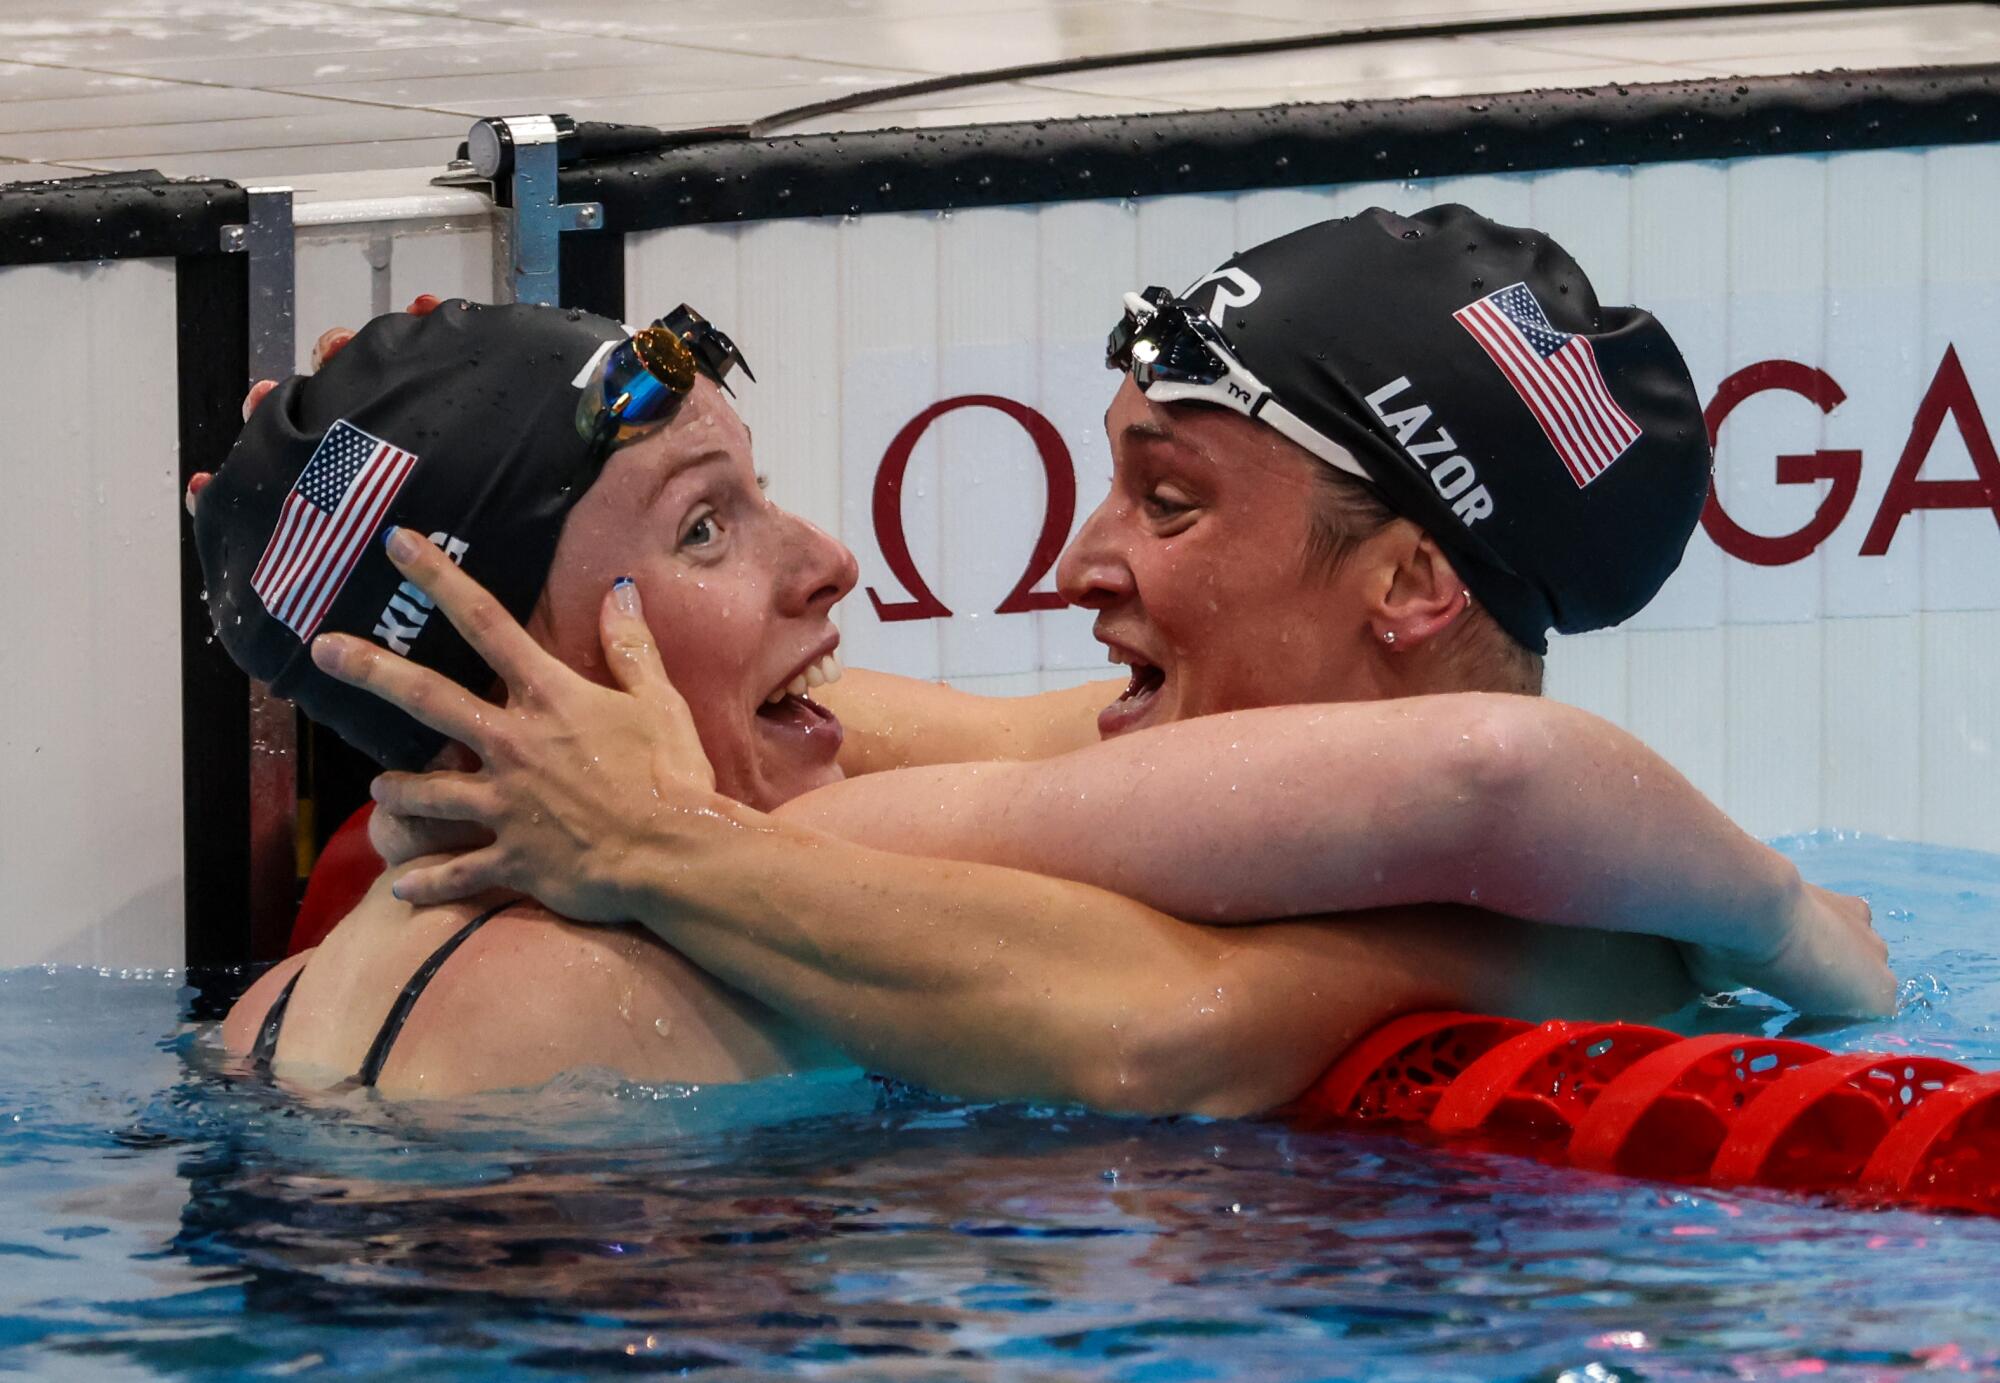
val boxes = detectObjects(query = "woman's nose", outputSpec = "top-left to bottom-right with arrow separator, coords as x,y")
782,516 -> 858,616
1055,499 -> 1135,610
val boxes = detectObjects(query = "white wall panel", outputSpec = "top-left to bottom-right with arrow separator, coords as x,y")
1823,150 -> 1925,620
1627,161 -> 1727,633
1034,201 -> 1134,680
1723,156 -> 1829,626
1623,626 -> 1729,810
1919,145 -> 2000,615
937,208 -> 1044,679
387,227 -> 493,316
1528,167 -> 1633,303
1820,615 -> 1922,836
0,259 -> 182,968
1919,609 -> 2000,849
292,221 -> 497,374
1541,628 -> 1628,727
837,213 -> 944,682
1723,621 -> 1824,838
293,233 -> 379,373
1135,193 -> 1236,296
734,220 -> 842,539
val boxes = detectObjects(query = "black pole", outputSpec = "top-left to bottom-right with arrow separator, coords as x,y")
560,228 -> 627,319
177,251 -> 253,971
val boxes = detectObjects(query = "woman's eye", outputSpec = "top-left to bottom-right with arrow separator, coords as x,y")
1143,492 -> 1193,519
682,513 -> 717,547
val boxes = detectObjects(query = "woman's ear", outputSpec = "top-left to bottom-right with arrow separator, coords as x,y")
1368,528 -> 1473,653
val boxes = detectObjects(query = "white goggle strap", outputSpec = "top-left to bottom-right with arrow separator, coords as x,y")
1253,395 -> 1374,484
1131,324 -> 1375,485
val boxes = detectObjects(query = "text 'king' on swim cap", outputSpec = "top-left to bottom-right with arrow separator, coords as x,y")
194,300 -> 627,769
1184,204 -> 1711,654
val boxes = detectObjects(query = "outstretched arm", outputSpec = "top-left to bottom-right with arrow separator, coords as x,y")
775,698 -> 1888,1015
777,695 -> 1773,936
815,667 -> 1118,776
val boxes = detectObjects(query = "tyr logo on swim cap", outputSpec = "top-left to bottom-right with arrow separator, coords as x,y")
195,300 -> 628,769
1188,205 -> 1711,654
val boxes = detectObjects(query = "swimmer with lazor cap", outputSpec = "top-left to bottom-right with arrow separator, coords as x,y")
210,207 -> 1891,1108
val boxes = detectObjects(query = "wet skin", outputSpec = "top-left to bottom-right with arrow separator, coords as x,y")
524,377 -> 857,810
1062,379 -> 1396,739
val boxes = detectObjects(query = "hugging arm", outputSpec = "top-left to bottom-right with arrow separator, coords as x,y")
780,697 -> 1777,936
778,701 -> 1890,1016
591,824 -> 1690,1115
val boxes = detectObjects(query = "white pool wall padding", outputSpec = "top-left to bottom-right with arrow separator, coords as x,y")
0,258 -> 184,967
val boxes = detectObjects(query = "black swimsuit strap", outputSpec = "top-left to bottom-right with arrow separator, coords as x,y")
251,969 -> 303,1072
356,900 -> 519,1088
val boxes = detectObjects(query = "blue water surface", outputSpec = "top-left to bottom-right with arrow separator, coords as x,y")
2,834 -> 1997,1381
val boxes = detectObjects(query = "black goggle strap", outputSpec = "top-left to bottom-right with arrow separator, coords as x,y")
660,303 -> 756,395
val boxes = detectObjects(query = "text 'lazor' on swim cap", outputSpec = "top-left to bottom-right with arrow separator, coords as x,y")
194,300 -> 628,769
1175,204 -> 1711,654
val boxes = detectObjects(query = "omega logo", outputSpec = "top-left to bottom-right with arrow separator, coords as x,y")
866,394 -> 1077,623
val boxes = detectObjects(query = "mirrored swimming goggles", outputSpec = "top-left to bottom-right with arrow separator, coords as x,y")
1105,286 -> 1373,484
576,304 -> 757,451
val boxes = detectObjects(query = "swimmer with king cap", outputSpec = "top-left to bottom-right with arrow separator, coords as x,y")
206,206 -> 1892,1108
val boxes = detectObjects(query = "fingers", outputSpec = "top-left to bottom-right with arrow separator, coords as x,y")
598,578 -> 692,715
369,804 -> 491,868
311,327 -> 356,371
311,630 -> 499,753
406,294 -> 443,316
241,378 -> 278,422
391,850 -> 511,907
185,471 -> 214,518
371,769 -> 497,823
382,526 -> 551,696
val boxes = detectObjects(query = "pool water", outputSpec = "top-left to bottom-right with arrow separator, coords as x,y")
3,834 -> 1998,1381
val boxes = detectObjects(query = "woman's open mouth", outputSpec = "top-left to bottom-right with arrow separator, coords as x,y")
1097,655 -> 1165,738
756,651 -> 845,753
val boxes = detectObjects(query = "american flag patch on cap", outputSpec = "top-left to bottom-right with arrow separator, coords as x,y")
251,420 -> 418,640
1454,282 -> 1641,488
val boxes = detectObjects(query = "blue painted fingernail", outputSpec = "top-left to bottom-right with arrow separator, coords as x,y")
383,526 -> 418,561
612,576 -> 639,616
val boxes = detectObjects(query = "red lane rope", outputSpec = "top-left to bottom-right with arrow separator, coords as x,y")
1291,1012 -> 2000,1216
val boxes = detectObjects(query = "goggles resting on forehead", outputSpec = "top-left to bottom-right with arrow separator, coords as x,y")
1105,287 -> 1373,485
576,304 -> 757,452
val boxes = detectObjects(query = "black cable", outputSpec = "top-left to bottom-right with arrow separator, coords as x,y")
742,0 -> 1984,139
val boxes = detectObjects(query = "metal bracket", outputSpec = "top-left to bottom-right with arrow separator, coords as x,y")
461,114 -> 604,306
219,186 -> 302,954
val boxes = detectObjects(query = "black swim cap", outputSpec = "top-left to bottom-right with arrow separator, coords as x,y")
1176,204 -> 1710,654
194,300 -> 627,769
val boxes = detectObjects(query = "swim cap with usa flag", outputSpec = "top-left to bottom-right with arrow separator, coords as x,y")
1183,204 -> 1710,654
195,300 -> 627,770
